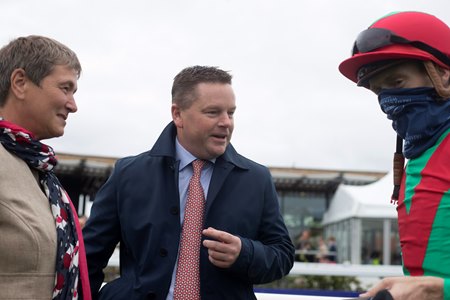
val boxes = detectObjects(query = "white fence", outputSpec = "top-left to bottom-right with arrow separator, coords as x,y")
289,262 -> 402,277
108,248 -> 402,278
107,250 -> 402,299
256,293 -> 350,300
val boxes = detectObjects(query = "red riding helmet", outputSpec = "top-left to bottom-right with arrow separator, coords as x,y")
339,11 -> 450,86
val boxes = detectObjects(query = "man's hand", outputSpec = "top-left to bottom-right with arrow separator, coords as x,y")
202,227 -> 242,268
359,276 -> 444,300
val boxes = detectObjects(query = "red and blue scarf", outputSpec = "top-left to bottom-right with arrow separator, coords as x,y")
0,119 -> 82,300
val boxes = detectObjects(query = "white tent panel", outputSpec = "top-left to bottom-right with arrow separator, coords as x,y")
323,172 -> 397,224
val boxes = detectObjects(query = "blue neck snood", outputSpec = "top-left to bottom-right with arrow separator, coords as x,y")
378,87 -> 450,159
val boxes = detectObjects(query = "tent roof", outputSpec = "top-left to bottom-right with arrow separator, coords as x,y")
322,172 -> 397,224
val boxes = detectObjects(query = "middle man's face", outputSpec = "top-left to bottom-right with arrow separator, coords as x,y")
173,82 -> 236,160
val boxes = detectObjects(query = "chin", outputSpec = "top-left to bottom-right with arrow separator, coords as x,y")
205,143 -> 228,158
212,149 -> 227,158
48,130 -> 65,139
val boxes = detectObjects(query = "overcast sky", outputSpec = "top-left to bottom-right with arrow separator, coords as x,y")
1,0 -> 449,172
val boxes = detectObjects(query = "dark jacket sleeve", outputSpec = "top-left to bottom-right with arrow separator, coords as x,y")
229,171 -> 295,283
82,163 -> 122,299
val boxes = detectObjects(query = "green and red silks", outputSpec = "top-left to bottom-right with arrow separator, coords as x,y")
397,128 -> 450,280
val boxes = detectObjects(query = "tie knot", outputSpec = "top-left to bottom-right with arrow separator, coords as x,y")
192,159 -> 205,175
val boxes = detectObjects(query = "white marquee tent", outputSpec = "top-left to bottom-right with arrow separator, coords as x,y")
323,172 -> 397,225
322,173 -> 399,265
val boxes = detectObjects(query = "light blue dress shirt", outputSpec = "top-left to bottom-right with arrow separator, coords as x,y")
166,138 -> 214,300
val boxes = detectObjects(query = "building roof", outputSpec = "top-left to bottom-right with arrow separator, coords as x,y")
270,167 -> 385,193
54,152 -> 387,196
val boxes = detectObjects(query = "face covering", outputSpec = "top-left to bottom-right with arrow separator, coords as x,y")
378,87 -> 450,159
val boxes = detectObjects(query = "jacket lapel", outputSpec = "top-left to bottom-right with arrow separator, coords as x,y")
205,158 -> 234,216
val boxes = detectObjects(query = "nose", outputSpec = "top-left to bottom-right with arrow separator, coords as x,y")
218,112 -> 232,127
66,95 -> 78,113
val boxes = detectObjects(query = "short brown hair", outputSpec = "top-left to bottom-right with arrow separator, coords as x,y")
171,65 -> 232,109
0,35 -> 81,106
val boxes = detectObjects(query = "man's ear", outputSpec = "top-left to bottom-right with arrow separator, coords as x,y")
438,66 -> 450,88
9,68 -> 28,100
432,64 -> 450,87
171,103 -> 183,128
423,61 -> 450,98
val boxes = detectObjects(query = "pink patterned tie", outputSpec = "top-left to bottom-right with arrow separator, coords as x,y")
174,159 -> 206,300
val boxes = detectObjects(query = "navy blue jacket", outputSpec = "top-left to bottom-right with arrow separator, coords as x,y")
83,122 -> 294,300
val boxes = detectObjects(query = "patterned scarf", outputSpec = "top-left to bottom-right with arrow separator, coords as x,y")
0,119 -> 80,300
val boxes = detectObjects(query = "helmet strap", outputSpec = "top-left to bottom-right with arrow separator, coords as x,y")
423,61 -> 450,99
391,135 -> 404,205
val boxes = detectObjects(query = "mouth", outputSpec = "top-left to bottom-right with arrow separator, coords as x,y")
211,133 -> 228,142
57,113 -> 68,121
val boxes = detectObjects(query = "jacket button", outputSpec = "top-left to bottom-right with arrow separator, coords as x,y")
159,248 -> 168,257
170,206 -> 179,215
146,292 -> 156,299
